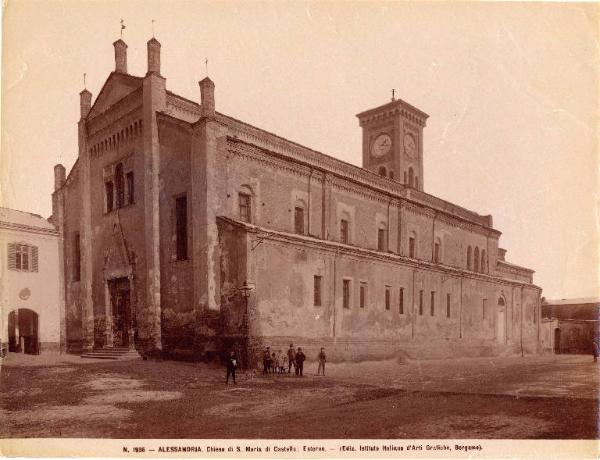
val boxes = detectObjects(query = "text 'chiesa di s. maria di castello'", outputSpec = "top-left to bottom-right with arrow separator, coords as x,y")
51,37 -> 541,364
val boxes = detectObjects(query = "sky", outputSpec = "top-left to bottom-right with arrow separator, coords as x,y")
1,1 -> 598,300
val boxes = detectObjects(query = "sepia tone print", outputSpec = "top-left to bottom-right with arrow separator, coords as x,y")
0,1 -> 598,454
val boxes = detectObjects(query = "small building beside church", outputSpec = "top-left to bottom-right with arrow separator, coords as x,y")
51,37 -> 542,363
541,298 -> 599,354
0,207 -> 63,354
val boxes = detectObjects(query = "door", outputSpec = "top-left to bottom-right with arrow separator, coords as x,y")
7,309 -> 39,354
496,308 -> 506,343
109,278 -> 131,347
554,328 -> 561,354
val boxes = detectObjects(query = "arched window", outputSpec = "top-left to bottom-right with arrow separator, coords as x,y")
467,246 -> 472,270
105,181 -> 114,212
115,163 -> 125,208
389,170 -> 394,179
481,250 -> 486,274
408,231 -> 417,258
377,223 -> 387,251
415,177 -> 419,189
434,237 -> 442,263
408,168 -> 414,188
340,212 -> 351,244
378,166 -> 387,177
293,199 -> 306,235
403,171 -> 407,184
474,247 -> 480,272
498,297 -> 506,307
238,187 -> 253,223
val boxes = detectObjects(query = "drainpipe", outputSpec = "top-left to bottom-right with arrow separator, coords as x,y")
332,249 -> 337,338
520,286 -> 524,357
307,169 -> 312,236
411,269 -> 416,339
459,277 -> 463,339
386,199 -> 390,251
431,211 -> 437,262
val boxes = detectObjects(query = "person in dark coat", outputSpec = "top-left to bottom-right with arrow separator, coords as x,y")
295,347 -> 306,376
317,347 -> 326,376
226,351 -> 237,384
263,347 -> 271,374
592,338 -> 599,362
287,344 -> 296,374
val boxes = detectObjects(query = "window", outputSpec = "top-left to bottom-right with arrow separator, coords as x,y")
430,291 -> 435,316
403,171 -> 407,184
446,293 -> 451,318
126,172 -> 134,205
7,243 -> 38,272
474,247 -> 480,272
359,282 -> 367,309
74,233 -> 81,281
239,193 -> 251,223
419,289 -> 424,315
343,279 -> 351,309
399,287 -> 404,314
294,206 -> 305,235
481,250 -> 486,274
378,166 -> 387,177
340,219 -> 349,244
377,228 -> 386,251
409,236 -> 416,258
175,195 -> 188,261
385,286 -> 391,310
115,163 -> 125,208
408,167 -> 414,187
434,239 -> 441,263
482,299 -> 487,320
313,275 -> 322,306
105,181 -> 114,212
467,246 -> 472,270
389,170 -> 394,179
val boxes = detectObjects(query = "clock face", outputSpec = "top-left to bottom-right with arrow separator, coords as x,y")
404,134 -> 417,158
371,133 -> 392,158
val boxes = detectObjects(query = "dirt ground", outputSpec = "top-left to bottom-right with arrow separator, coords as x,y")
0,353 -> 597,439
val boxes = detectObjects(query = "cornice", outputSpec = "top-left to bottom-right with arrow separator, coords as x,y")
218,216 -> 540,291
0,221 -> 59,237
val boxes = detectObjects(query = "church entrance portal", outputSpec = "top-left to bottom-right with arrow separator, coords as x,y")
8,308 -> 39,354
108,278 -> 132,347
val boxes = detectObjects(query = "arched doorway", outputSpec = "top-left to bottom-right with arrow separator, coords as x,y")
8,309 -> 40,354
554,328 -> 561,354
496,297 -> 506,343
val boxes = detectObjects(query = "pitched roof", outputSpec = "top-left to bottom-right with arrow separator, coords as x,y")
0,207 -> 55,230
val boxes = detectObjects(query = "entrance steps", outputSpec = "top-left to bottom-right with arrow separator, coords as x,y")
81,346 -> 141,361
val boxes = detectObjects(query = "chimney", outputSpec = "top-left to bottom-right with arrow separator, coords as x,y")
54,164 -> 66,190
113,39 -> 128,73
199,77 -> 215,117
80,89 -> 92,119
147,38 -> 161,75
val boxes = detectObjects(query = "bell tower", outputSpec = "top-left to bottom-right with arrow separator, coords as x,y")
356,96 -> 428,191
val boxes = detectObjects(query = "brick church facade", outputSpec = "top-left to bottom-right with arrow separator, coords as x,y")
52,37 -> 542,362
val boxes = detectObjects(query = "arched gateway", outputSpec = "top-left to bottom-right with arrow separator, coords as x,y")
8,308 -> 39,354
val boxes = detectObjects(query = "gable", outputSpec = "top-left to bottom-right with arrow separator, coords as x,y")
88,72 -> 143,120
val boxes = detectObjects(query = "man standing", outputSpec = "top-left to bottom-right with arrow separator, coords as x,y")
317,347 -> 326,376
226,351 -> 237,384
263,347 -> 271,374
295,347 -> 306,377
287,344 -> 296,374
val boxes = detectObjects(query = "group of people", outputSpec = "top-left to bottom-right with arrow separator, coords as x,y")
263,344 -> 306,376
224,344 -> 328,384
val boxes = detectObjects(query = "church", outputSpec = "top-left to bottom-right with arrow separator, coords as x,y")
51,37 -> 542,363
